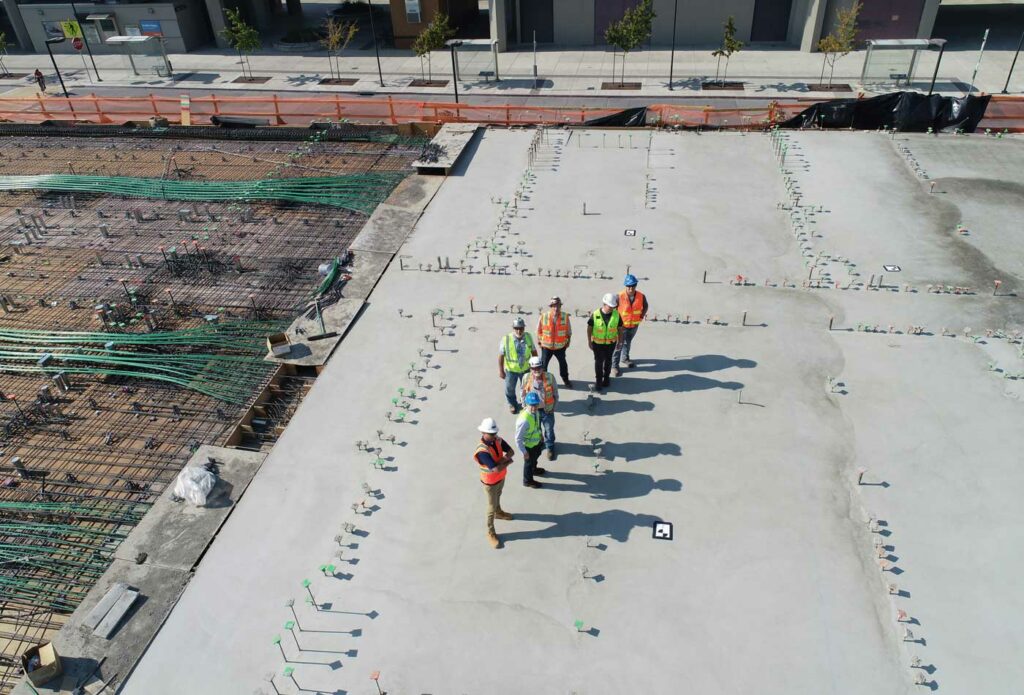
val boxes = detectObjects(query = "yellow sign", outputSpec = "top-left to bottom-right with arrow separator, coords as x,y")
60,20 -> 83,39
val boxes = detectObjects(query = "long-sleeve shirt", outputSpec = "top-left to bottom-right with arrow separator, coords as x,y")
515,412 -> 540,454
475,436 -> 513,470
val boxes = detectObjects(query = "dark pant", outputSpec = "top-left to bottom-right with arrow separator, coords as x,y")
541,346 -> 569,381
592,343 -> 614,386
522,443 -> 543,484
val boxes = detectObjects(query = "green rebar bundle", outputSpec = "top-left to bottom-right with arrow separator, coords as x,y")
0,173 -> 405,214
0,321 -> 283,404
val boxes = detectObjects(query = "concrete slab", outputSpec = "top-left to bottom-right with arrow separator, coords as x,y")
121,127 -> 1024,695
412,123 -> 481,174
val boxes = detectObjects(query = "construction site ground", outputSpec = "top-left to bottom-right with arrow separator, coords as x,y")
113,127 -> 1024,694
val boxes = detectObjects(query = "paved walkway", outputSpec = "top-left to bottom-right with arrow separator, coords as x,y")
1,44 -> 1021,101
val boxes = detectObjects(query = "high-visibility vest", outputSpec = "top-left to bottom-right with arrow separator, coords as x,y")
537,310 -> 570,349
516,409 -> 542,448
591,309 -> 621,344
475,437 -> 508,485
522,371 -> 556,410
502,332 -> 534,373
618,290 -> 646,328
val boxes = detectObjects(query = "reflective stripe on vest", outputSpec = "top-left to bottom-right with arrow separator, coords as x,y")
618,290 -> 645,328
522,371 -> 555,409
538,310 -> 570,349
503,332 -> 534,373
591,309 -> 620,344
475,438 -> 507,485
517,410 -> 542,448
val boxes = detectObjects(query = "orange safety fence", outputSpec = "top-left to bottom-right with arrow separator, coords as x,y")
0,93 -> 1022,130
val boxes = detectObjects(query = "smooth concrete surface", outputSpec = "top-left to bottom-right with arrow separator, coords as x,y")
123,127 -> 1024,694
412,123 -> 480,174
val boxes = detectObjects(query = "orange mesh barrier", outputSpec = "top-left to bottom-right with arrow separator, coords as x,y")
0,93 -> 1022,131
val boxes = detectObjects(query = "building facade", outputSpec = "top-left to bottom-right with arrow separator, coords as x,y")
487,0 -> 941,51
389,0 -> 479,48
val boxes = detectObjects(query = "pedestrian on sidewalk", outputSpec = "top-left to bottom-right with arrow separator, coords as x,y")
522,355 -> 559,460
516,392 -> 546,488
613,274 -> 649,376
33,69 -> 46,92
474,417 -> 515,550
588,293 -> 623,392
537,296 -> 572,388
498,316 -> 537,414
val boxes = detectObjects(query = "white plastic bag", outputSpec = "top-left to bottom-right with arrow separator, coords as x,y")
173,466 -> 217,506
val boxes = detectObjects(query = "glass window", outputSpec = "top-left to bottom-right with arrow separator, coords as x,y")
405,0 -> 420,23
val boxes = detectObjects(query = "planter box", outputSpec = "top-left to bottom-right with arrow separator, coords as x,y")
702,81 -> 745,91
319,78 -> 359,86
409,79 -> 449,87
806,83 -> 854,92
601,82 -> 642,90
232,76 -> 272,84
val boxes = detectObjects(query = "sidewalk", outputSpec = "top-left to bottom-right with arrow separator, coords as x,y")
1,44 -> 1021,100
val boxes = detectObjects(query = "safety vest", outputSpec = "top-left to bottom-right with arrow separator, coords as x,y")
516,409 -> 542,448
475,437 -> 508,485
522,371 -> 555,410
537,310 -> 570,349
591,309 -> 621,344
502,332 -> 535,373
618,290 -> 646,328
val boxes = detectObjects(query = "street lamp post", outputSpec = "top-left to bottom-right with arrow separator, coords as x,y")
44,37 -> 70,98
668,0 -> 678,90
69,1 -> 100,81
448,40 -> 463,103
367,1 -> 384,87
1002,30 -> 1024,94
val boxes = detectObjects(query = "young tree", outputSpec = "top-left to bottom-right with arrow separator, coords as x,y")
604,0 -> 655,85
412,11 -> 456,81
322,17 -> 358,81
711,15 -> 743,83
817,2 -> 861,87
222,8 -> 261,80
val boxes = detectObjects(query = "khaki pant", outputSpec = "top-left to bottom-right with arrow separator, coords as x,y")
485,478 -> 505,532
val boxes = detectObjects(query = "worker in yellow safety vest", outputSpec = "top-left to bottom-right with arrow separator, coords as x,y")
536,296 -> 572,388
613,274 -> 649,376
498,316 -> 537,414
474,417 -> 514,549
522,355 -> 559,460
516,392 -> 545,488
587,293 -> 623,392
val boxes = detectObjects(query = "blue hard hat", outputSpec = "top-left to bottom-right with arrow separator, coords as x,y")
623,274 -> 638,287
524,392 -> 542,406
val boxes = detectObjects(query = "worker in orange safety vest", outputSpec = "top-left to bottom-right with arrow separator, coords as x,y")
536,296 -> 572,388
474,417 -> 514,549
613,273 -> 649,376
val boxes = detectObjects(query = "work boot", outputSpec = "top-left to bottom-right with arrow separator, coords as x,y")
625,360 -> 636,368
508,404 -> 517,414
524,480 -> 542,489
487,529 -> 502,549
563,377 -> 573,388
534,467 -> 548,476
546,448 -> 556,461
614,367 -> 623,377
494,510 -> 514,521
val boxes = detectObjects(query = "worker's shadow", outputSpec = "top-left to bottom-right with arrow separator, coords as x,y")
633,355 -> 757,373
617,373 -> 743,395
501,510 -> 662,544
554,441 -> 681,461
542,470 -> 681,500
560,397 -> 654,417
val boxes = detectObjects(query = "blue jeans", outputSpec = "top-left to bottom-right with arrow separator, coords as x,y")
504,370 -> 526,409
613,326 -> 639,367
539,409 -> 556,448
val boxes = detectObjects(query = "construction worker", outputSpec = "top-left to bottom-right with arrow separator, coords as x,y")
33,69 -> 46,92
587,293 -> 623,392
522,355 -> 559,460
613,274 -> 649,376
474,417 -> 514,549
537,296 -> 572,388
498,317 -> 537,414
516,391 -> 546,488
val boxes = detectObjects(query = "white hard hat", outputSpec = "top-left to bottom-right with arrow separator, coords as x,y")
602,293 -> 617,307
529,356 -> 543,368
512,317 -> 526,328
477,417 -> 499,434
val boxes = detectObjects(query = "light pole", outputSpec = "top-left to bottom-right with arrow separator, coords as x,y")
367,0 -> 384,87
447,40 -> 463,103
1002,29 -> 1024,94
68,2 -> 101,81
44,36 -> 70,98
668,0 -> 678,90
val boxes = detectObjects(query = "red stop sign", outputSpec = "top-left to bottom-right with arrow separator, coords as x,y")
72,37 -> 83,50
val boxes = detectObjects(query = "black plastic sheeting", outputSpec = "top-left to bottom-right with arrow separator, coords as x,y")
584,107 -> 649,127
779,92 -> 990,133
